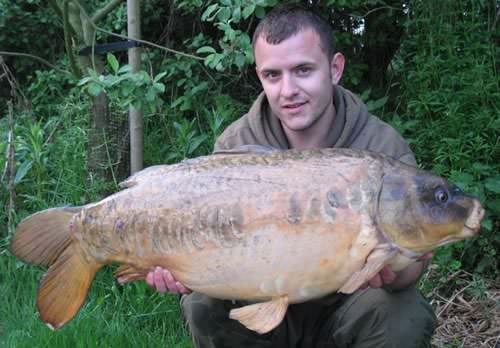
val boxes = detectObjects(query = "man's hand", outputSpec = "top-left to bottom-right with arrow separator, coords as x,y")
146,267 -> 191,294
367,252 -> 433,291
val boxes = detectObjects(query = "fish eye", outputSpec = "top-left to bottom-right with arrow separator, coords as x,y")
434,187 -> 449,204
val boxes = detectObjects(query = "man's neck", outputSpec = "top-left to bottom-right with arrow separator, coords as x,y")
283,102 -> 336,150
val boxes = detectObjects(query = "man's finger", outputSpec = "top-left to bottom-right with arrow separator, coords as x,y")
146,271 -> 154,287
418,252 -> 433,261
176,282 -> 190,294
154,267 -> 167,293
368,274 -> 383,288
379,265 -> 397,284
163,269 -> 178,292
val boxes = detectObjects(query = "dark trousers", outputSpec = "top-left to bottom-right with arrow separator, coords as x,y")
180,287 -> 437,348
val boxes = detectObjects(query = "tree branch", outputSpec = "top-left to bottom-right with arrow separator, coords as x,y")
63,0 -> 82,78
73,0 -> 203,61
492,7 -> 500,31
0,51 -> 71,75
350,5 -> 404,19
92,0 -> 125,23
48,0 -> 78,39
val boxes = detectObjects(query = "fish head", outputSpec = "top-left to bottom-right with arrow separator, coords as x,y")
377,170 -> 485,254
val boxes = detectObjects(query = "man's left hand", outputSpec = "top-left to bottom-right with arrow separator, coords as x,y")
366,252 -> 433,290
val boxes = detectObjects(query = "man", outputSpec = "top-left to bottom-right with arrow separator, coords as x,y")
147,4 -> 436,347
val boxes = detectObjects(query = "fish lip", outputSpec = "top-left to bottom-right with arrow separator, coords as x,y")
464,224 -> 480,235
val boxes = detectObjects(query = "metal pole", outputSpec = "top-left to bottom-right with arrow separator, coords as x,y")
127,0 -> 143,174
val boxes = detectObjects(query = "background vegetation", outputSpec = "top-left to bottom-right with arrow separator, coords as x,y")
1,0 -> 498,347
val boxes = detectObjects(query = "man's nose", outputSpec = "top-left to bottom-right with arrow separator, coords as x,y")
280,74 -> 299,98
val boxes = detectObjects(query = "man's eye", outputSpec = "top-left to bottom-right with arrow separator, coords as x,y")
296,67 -> 312,76
265,72 -> 279,79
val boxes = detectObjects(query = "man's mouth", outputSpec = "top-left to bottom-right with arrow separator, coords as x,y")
282,102 -> 307,111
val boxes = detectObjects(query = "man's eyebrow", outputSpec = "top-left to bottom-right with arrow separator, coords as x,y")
295,63 -> 314,69
258,67 -> 280,74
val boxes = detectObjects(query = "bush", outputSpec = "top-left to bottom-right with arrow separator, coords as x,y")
394,0 -> 499,276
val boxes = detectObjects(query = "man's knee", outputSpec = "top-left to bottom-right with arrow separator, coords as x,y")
181,292 -> 228,336
181,293 -> 272,348
332,287 -> 437,347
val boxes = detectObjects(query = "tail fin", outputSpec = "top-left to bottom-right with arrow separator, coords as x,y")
11,206 -> 102,330
10,207 -> 81,266
38,245 -> 101,330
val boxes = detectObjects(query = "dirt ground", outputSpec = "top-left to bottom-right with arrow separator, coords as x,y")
427,270 -> 499,348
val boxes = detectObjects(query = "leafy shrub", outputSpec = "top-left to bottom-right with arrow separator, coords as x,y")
395,0 -> 499,275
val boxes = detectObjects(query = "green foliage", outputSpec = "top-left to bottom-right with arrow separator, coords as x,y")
0,0 -> 63,77
78,53 -> 166,112
394,0 -> 499,276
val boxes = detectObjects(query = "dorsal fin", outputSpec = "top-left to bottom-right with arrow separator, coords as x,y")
213,144 -> 282,155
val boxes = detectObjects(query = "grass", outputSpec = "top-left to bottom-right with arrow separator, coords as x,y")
0,243 -> 192,348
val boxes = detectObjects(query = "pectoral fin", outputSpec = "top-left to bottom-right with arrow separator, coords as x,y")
339,245 -> 399,294
229,296 -> 289,334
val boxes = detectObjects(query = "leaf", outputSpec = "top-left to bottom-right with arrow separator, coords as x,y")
484,177 -> 500,193
196,46 -> 217,54
153,71 -> 168,83
146,88 -> 156,102
242,4 -> 255,19
120,84 -> 134,97
107,53 -> 119,74
450,171 -> 474,189
118,64 -> 132,74
201,4 -> 219,21
480,218 -> 492,231
234,53 -> 246,68
188,134 -> 208,155
232,6 -> 241,22
218,7 -> 231,22
153,82 -> 165,93
77,76 -> 93,86
14,161 -> 32,184
366,96 -> 388,112
87,82 -> 103,96
485,199 -> 500,214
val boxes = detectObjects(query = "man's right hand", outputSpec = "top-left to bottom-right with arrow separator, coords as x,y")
146,266 -> 191,294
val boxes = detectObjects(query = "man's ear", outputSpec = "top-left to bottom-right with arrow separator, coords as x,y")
330,52 -> 345,85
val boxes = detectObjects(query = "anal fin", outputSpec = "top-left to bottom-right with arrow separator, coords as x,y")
115,264 -> 147,284
229,296 -> 289,334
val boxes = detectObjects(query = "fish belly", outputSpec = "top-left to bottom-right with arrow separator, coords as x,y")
166,223 -> 368,303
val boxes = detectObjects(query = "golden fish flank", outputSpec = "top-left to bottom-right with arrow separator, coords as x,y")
10,147 -> 484,334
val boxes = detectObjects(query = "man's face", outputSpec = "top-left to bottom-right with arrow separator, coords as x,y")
254,29 -> 343,132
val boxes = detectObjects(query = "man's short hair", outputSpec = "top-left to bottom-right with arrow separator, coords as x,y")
252,3 -> 336,60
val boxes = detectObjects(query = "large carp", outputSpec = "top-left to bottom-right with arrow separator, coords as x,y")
11,147 -> 484,334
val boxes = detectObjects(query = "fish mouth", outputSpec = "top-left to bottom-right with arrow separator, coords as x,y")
463,199 -> 485,235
